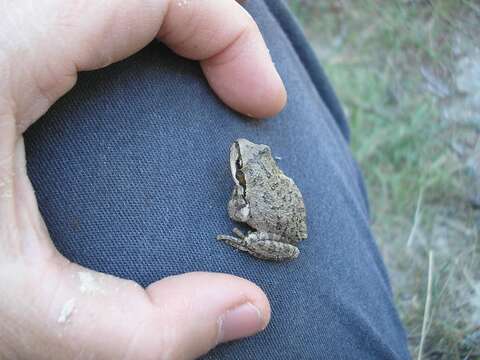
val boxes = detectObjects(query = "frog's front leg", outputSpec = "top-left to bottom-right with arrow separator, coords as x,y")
217,229 -> 299,261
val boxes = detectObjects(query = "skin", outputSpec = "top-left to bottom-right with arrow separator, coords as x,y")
0,0 -> 287,359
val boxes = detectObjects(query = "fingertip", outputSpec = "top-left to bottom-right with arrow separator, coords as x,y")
237,276 -> 271,330
145,272 -> 271,357
247,75 -> 287,119
157,0 -> 287,120
201,57 -> 288,120
217,302 -> 265,344
147,272 -> 270,322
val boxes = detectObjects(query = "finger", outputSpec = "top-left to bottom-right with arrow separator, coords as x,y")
144,272 -> 271,358
7,0 -> 286,128
13,137 -> 57,259
158,0 -> 287,118
0,113 -> 16,249
0,129 -> 56,259
40,268 -> 270,360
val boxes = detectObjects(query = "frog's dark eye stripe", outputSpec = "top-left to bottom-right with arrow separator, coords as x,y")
236,170 -> 246,186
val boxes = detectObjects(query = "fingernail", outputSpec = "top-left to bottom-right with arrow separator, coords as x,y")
217,302 -> 265,344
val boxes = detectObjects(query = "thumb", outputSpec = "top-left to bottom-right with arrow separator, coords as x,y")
3,263 -> 271,359
9,265 -> 271,359
144,272 -> 271,358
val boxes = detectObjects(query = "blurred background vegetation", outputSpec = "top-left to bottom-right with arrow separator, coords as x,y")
286,0 -> 480,358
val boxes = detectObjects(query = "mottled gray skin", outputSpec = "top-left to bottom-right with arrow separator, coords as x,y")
217,139 -> 307,261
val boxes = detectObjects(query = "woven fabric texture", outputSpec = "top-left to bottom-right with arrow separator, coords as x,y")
25,1 -> 409,358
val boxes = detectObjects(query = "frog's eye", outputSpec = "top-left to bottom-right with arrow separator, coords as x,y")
236,156 -> 243,169
236,169 -> 246,186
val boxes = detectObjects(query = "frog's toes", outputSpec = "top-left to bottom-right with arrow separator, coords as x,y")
232,228 -> 246,239
217,234 -> 238,242
217,233 -> 250,253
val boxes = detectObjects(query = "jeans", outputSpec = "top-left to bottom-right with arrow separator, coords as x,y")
25,1 -> 410,358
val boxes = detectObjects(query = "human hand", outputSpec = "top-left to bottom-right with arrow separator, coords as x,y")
0,1 -> 287,358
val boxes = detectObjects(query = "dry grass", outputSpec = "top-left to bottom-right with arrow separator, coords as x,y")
287,1 -> 480,358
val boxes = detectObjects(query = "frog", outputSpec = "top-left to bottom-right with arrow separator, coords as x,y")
217,138 -> 308,261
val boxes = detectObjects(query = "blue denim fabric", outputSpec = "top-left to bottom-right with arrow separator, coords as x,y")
24,1 -> 410,358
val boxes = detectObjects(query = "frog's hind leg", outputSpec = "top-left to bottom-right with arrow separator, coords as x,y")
217,230 -> 299,261
243,232 -> 299,261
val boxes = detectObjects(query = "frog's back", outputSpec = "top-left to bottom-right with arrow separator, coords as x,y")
245,169 -> 307,244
